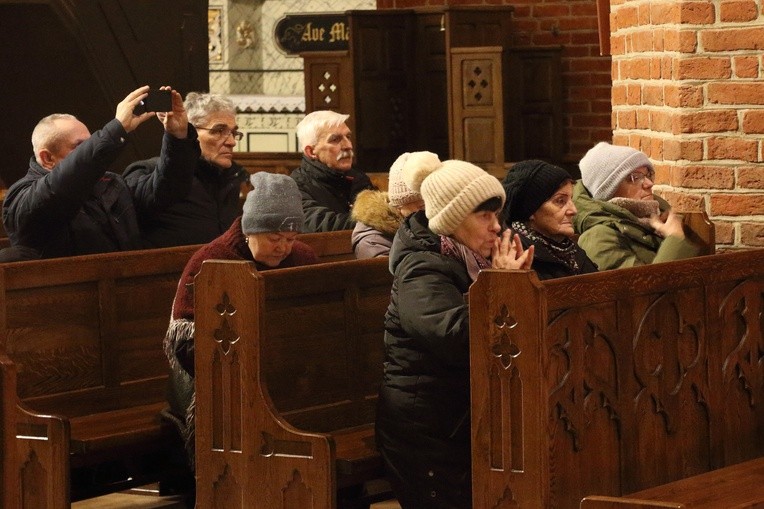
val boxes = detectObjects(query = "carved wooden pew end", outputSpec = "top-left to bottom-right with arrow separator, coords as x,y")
194,258 -> 393,508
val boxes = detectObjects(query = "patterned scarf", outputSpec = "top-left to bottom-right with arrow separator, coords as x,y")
609,197 -> 660,227
511,221 -> 581,273
440,235 -> 492,283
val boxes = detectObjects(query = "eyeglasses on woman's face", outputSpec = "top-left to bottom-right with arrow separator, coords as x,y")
196,125 -> 244,141
625,169 -> 655,185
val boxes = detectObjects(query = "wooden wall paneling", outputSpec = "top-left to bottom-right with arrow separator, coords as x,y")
449,47 -> 505,173
301,50 -> 355,131
347,11 -> 416,173
443,6 -> 514,49
414,12 -> 450,161
0,0 -> 208,188
504,47 -> 563,164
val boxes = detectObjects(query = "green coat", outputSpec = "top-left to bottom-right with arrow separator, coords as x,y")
572,181 -> 700,270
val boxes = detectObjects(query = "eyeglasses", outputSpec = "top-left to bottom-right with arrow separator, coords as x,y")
625,170 -> 655,185
196,125 -> 244,141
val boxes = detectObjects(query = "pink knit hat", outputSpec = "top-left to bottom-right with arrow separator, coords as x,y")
387,152 -> 438,207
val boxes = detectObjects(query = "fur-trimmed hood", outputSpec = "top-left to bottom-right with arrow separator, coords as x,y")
351,190 -> 402,236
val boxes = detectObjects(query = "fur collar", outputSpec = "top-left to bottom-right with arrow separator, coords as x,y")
351,190 -> 402,236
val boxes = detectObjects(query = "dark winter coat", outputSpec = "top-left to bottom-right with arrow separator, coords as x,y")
123,156 -> 247,248
290,155 -> 374,232
376,210 -> 474,508
2,119 -> 199,258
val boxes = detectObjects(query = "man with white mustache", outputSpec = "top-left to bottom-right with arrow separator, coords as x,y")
291,110 -> 375,232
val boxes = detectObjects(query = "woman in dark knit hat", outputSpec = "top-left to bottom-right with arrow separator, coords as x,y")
502,160 -> 598,279
163,171 -> 318,475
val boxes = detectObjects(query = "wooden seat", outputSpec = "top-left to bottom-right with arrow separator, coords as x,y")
580,456 -> 764,508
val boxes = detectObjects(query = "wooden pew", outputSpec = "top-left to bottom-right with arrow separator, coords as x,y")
0,245 -> 201,506
469,248 -> 764,508
296,229 -> 354,262
580,456 -> 764,508
193,257 -> 393,508
0,230 -> 353,506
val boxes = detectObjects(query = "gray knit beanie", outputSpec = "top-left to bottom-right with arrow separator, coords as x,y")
402,157 -> 505,236
579,142 -> 654,200
241,172 -> 304,234
388,151 -> 438,207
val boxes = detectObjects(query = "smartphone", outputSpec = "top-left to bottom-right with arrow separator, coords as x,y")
133,89 -> 172,115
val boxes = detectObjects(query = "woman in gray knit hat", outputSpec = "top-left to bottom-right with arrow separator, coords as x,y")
572,142 -> 701,270
376,156 -> 533,509
162,171 -> 318,486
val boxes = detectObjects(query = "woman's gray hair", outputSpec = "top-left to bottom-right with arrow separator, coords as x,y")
31,113 -> 78,163
183,92 -> 236,126
296,110 -> 350,152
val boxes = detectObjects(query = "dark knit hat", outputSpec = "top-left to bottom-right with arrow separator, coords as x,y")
501,160 -> 572,222
241,172 -> 303,234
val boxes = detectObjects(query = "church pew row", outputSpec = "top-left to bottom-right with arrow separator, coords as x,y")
580,455 -> 764,508
194,258 -> 392,509
191,215 -> 720,509
0,230 -> 354,507
469,247 -> 764,508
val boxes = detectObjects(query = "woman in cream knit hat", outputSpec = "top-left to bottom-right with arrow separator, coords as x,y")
375,157 -> 533,509
350,151 -> 434,258
573,141 -> 701,270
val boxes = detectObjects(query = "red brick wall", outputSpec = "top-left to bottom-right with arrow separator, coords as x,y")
611,0 -> 764,249
376,0 -> 613,165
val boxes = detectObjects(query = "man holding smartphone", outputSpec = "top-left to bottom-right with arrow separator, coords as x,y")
2,85 -> 200,259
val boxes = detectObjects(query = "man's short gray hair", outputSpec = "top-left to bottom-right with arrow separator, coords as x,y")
296,110 -> 350,152
31,113 -> 78,164
184,92 -> 236,126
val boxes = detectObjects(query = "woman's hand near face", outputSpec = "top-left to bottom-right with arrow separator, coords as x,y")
491,230 -> 534,270
649,210 -> 685,239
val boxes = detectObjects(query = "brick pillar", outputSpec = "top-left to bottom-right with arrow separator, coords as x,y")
610,0 -> 764,249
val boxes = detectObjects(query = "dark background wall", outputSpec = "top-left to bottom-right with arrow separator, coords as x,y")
0,0 -> 208,187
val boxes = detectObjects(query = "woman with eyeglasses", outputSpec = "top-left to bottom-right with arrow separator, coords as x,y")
572,142 -> 701,270
123,92 -> 248,248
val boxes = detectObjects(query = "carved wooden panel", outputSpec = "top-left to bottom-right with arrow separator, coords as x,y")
470,249 -> 764,509
449,47 -> 505,172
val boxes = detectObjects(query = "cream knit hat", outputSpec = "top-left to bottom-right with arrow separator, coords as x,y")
402,157 -> 505,235
579,142 -> 654,200
387,152 -> 438,207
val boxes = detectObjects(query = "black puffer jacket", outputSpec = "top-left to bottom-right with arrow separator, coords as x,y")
2,119 -> 199,258
123,155 -> 246,248
376,210 -> 474,508
290,155 -> 374,232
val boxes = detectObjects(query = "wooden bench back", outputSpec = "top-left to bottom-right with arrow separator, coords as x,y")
297,229 -> 354,262
469,248 -> 764,508
194,257 -> 391,507
0,245 -> 199,417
